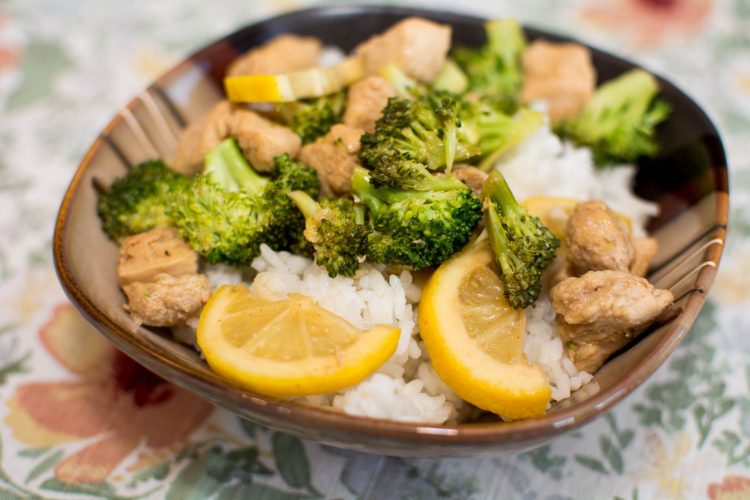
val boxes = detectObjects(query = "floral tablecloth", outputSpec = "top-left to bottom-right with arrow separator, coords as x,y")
0,0 -> 749,498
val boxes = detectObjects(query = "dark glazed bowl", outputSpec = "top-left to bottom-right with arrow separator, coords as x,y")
53,5 -> 728,457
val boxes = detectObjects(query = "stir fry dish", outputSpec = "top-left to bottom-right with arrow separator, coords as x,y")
99,17 -> 674,423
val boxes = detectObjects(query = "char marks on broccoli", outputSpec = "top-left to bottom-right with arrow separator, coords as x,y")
352,167 -> 482,270
289,191 -> 368,277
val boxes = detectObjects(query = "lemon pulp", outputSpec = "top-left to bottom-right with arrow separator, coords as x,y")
419,242 -> 551,419
198,284 -> 399,397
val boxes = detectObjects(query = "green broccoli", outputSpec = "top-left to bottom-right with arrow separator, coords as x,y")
556,69 -> 672,166
482,170 -> 559,309
170,175 -> 262,265
276,92 -> 347,144
171,139 -> 319,265
360,92 -> 480,178
258,153 -> 321,251
352,167 -> 482,270
204,136 -> 268,194
97,159 -> 189,241
432,58 -> 469,94
458,101 -> 544,171
288,191 -> 368,277
453,19 -> 526,112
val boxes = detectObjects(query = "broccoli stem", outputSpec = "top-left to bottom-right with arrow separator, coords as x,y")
352,167 -> 386,214
287,190 -> 318,220
483,168 -> 520,210
204,138 -> 268,195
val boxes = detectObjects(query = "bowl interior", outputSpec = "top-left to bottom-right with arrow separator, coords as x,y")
54,5 -> 727,457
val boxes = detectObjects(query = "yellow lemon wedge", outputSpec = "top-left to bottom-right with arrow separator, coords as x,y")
225,57 -> 364,102
523,196 -> 632,240
419,241 -> 551,419
197,284 -> 399,397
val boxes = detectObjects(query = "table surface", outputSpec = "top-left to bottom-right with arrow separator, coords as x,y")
1,0 -> 749,498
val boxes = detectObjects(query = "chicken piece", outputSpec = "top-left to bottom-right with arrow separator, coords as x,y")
451,165 -> 488,195
300,125 -> 363,198
123,273 -> 212,327
567,200 -> 634,275
232,115 -> 302,172
326,124 -> 363,154
171,101 -> 301,174
170,101 -> 235,175
227,34 -> 322,77
355,17 -> 451,83
520,40 -> 596,122
630,237 -> 659,277
343,76 -> 396,132
551,270 -> 673,373
118,227 -> 198,286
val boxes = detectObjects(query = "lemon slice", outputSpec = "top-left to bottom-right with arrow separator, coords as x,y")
225,57 -> 364,102
523,196 -> 632,240
197,284 -> 399,396
419,241 -> 551,419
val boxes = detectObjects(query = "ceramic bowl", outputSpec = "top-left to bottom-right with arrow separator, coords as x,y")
53,5 -> 728,457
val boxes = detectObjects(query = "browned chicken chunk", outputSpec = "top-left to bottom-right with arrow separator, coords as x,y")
123,273 -> 212,327
171,101 -> 301,174
300,124 -> 363,198
630,237 -> 659,277
118,228 -> 212,327
567,200 -> 634,275
451,165 -> 488,196
118,227 -> 198,285
520,40 -> 596,122
226,34 -> 322,77
355,17 -> 451,83
551,270 -> 673,373
327,124 -> 364,154
232,115 -> 303,172
170,101 -> 235,175
343,76 -> 396,132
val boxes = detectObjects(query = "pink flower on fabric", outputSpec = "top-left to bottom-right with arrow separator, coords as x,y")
5,304 -> 213,485
580,0 -> 713,47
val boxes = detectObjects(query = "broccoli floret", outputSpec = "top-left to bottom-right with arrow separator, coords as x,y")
171,142 -> 319,265
556,69 -> 671,166
453,19 -> 526,112
352,167 -> 482,270
258,154 -> 321,251
360,92 -> 480,178
288,191 -> 368,277
366,156 -> 469,192
482,170 -> 559,309
170,175 -> 262,265
276,92 -> 346,144
204,137 -> 268,194
458,101 -> 544,171
97,159 -> 189,241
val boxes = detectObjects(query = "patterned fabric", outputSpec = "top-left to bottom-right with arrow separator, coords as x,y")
0,0 -> 748,498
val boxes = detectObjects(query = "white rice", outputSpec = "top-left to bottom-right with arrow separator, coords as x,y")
178,110 -> 657,424
499,106 -> 659,237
